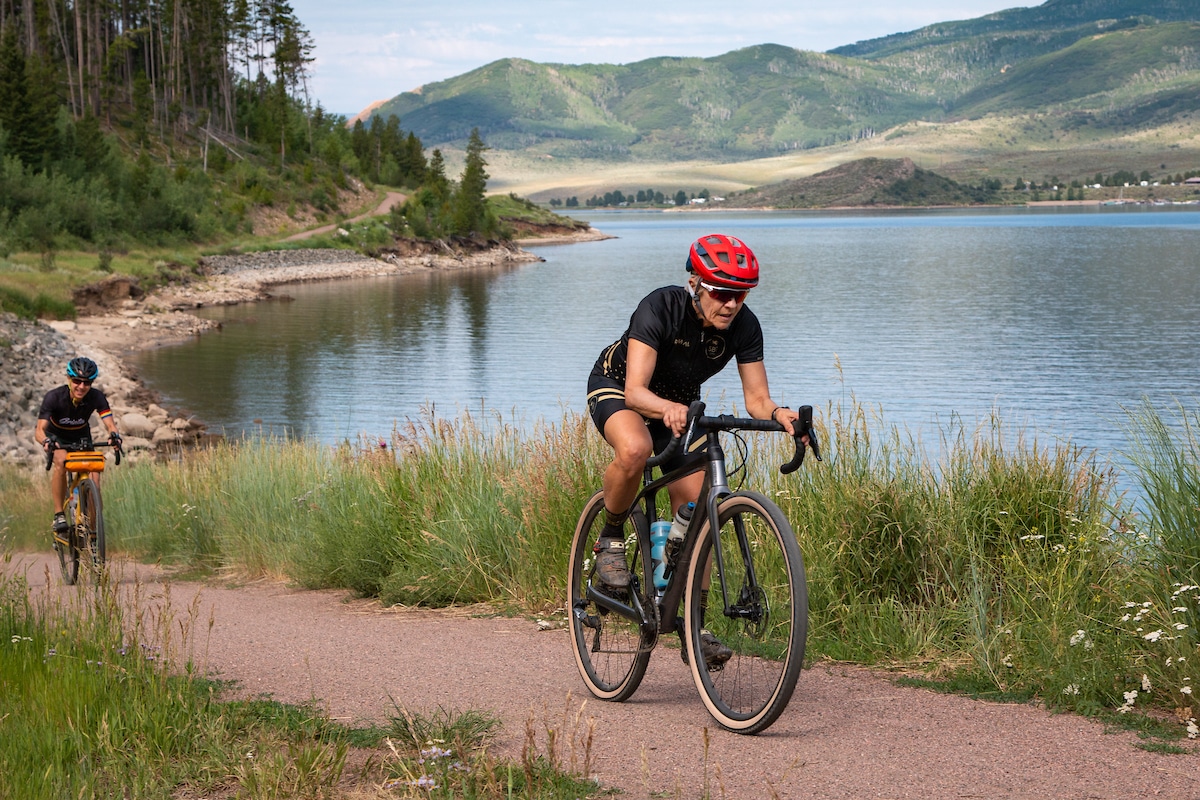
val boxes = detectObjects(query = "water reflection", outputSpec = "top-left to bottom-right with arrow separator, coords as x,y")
134,208 -> 1200,469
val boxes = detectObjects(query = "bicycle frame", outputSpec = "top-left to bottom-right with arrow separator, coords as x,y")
585,404 -> 817,638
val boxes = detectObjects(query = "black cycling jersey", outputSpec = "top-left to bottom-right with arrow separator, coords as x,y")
38,384 -> 113,443
590,285 -> 764,405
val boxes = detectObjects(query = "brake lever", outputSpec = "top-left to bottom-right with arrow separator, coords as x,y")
780,404 -> 820,474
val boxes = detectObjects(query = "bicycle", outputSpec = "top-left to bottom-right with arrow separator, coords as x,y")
568,400 -> 820,734
46,439 -> 121,585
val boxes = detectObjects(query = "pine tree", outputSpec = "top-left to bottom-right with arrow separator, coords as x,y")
452,128 -> 491,237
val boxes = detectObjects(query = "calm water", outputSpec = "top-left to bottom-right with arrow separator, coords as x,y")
136,206 -> 1200,472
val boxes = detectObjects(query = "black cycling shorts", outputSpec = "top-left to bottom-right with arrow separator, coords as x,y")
586,373 -> 707,473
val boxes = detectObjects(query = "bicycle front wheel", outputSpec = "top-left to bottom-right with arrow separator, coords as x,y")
684,491 -> 807,734
58,495 -> 80,586
567,490 -> 655,702
78,478 -> 105,578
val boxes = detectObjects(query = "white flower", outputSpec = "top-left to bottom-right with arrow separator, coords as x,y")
1188,719 -> 1199,739
1020,534 -> 1045,542
1173,622 -> 1189,631
1002,653 -> 1014,668
1172,607 -> 1189,614
1121,614 -> 1132,622
1181,686 -> 1193,696
1142,675 -> 1152,692
1143,629 -> 1164,642
1123,690 -> 1139,704
1070,630 -> 1088,647
1063,684 -> 1080,696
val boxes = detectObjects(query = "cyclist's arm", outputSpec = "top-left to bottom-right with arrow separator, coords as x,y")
34,419 -> 52,448
624,339 -> 690,435
99,411 -> 119,437
737,361 -> 799,436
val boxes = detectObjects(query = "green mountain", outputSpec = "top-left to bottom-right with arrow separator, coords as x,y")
367,0 -> 1200,162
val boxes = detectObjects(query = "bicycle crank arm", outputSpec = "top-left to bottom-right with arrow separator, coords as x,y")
585,585 -> 658,639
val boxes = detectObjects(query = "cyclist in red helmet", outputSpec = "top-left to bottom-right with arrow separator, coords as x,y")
586,233 -> 802,667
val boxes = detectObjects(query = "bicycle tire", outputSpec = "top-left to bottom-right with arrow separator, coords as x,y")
58,494 -> 80,586
79,478 -> 105,576
684,491 -> 807,734
567,490 -> 656,702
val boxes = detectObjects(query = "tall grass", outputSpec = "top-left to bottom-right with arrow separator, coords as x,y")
108,411 -> 610,612
6,399 -> 1198,733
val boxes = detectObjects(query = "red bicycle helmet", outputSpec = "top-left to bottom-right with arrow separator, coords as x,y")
685,234 -> 759,290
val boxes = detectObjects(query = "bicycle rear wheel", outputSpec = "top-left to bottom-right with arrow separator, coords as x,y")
684,491 -> 807,734
78,478 -> 105,576
567,490 -> 656,701
57,495 -> 80,586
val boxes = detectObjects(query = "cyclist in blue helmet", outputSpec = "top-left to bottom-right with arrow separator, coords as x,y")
34,357 -> 122,536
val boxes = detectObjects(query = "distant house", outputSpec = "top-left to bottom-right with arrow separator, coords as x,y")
1185,177 -> 1200,185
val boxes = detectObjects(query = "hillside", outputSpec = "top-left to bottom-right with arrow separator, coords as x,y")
732,158 -> 1000,208
361,0 -> 1200,169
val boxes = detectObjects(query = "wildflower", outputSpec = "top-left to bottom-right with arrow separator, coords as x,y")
1187,719 -> 1199,739
1069,630 -> 1088,647
1020,534 -> 1045,542
1002,653 -> 1014,668
10,635 -> 31,643
1063,684 -> 1080,696
1173,622 -> 1190,631
1143,629 -> 1164,643
1142,674 -> 1152,692
1181,686 -> 1193,696
1172,607 -> 1189,614
1121,614 -> 1132,622
1124,689 -> 1138,704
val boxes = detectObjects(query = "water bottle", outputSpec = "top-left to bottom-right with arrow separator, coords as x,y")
650,521 -> 671,590
664,502 -> 694,571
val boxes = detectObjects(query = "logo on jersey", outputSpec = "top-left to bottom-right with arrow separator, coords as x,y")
705,335 -> 727,360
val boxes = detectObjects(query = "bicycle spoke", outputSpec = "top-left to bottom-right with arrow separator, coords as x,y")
686,492 -> 806,734
568,491 -> 655,701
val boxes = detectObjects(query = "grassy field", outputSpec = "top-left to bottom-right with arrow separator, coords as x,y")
482,115 -> 1200,203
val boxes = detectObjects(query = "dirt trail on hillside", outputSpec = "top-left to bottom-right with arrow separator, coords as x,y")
9,552 -> 1200,799
283,191 -> 407,241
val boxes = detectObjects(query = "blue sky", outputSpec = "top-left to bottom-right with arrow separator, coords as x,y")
287,0 -> 1033,116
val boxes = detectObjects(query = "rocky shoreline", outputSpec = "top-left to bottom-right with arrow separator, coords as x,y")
1,239 -> 559,467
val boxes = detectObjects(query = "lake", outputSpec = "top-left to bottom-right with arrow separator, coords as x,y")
135,206 -> 1200,477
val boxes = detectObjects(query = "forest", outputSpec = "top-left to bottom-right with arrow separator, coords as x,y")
0,0 -> 497,256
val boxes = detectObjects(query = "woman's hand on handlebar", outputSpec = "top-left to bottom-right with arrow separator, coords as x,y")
662,401 -> 691,437
771,406 -> 800,437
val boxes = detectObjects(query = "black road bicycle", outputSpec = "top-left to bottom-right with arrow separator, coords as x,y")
568,401 -> 820,734
46,439 -> 121,585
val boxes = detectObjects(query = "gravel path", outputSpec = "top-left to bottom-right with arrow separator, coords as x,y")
10,552 -> 1200,799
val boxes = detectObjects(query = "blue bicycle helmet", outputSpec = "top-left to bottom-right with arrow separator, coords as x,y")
66,357 -> 99,381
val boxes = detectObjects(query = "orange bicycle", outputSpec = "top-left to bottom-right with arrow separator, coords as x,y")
46,440 -> 121,585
